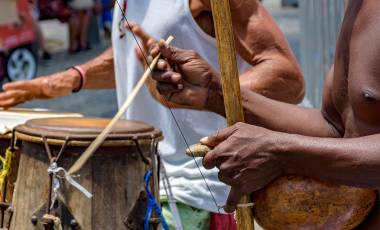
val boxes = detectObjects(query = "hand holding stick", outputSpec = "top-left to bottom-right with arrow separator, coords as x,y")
68,36 -> 175,175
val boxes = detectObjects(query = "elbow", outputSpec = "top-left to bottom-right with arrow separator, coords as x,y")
273,60 -> 305,104
284,65 -> 305,104
250,60 -> 305,104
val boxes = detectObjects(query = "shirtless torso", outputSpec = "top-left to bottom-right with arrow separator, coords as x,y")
326,0 -> 380,138
325,0 -> 380,228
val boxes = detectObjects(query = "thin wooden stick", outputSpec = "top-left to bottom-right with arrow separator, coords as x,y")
68,36 -> 174,175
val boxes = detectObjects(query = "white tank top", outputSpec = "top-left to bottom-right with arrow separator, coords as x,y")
112,0 -> 251,213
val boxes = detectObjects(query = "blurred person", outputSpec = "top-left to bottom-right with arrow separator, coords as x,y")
68,0 -> 98,53
101,0 -> 113,39
0,0 -> 304,229
29,0 -> 52,60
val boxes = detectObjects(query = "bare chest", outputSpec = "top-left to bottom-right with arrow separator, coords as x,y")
332,0 -> 380,137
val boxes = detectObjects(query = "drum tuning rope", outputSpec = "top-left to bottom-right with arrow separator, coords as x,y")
42,137 -> 92,215
133,138 -> 151,165
113,0 -> 222,213
0,149 -> 13,189
0,129 -> 17,228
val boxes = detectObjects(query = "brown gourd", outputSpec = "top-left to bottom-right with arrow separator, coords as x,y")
253,176 -> 376,230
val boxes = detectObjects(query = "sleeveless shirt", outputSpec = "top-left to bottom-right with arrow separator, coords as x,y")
112,0 -> 251,213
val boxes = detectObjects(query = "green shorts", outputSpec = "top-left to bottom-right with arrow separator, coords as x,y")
161,196 -> 210,230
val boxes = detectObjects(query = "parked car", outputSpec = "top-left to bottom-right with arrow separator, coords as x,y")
0,0 -> 38,83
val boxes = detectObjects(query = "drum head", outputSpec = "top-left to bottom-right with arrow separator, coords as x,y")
15,118 -> 162,146
0,108 -> 82,136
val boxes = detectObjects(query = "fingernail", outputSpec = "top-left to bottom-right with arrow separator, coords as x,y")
158,60 -> 166,67
200,137 -> 208,143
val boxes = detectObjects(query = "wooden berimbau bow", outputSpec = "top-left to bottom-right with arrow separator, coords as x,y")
208,0 -> 255,229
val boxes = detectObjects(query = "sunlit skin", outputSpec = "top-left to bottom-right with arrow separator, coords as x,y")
0,0 -> 303,108
150,0 -> 380,228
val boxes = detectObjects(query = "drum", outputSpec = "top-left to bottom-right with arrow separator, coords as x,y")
254,175 -> 377,230
11,117 -> 162,229
0,108 -> 82,202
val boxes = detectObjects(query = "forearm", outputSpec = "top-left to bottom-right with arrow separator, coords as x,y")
241,88 -> 339,137
279,133 -> 380,188
79,48 -> 115,89
36,48 -> 115,98
207,77 -> 336,137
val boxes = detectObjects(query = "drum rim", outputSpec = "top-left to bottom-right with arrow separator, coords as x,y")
14,131 -> 163,147
14,118 -> 163,147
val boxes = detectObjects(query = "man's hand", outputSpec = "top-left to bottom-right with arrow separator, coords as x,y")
0,69 -> 81,108
201,122 -> 284,213
150,40 -> 223,110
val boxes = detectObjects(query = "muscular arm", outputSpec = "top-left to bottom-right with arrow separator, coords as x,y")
80,47 -> 115,89
230,0 -> 304,104
0,48 -> 115,107
279,133 -> 380,188
206,64 -> 338,137
192,0 -> 304,104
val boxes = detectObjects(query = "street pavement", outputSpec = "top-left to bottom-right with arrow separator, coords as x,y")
18,1 -> 300,118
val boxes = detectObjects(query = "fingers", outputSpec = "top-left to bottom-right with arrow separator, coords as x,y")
158,40 -> 197,64
134,46 -> 145,65
202,126 -> 239,169
152,71 -> 181,84
158,40 -> 173,60
127,22 -> 157,66
125,21 -> 156,51
3,80 -> 33,91
156,82 -> 183,95
224,187 -> 243,213
157,59 -> 169,70
0,90 -> 31,108
201,125 -> 237,147
150,44 -> 160,59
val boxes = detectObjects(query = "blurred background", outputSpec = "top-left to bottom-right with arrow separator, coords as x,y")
0,0 -> 346,117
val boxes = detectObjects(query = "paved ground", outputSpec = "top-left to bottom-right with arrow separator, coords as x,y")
18,1 -> 300,119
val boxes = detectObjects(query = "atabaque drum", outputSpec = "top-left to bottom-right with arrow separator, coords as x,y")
0,108 -> 82,202
11,117 -> 162,229
254,175 -> 377,230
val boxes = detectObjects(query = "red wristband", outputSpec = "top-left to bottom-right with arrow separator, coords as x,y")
68,66 -> 86,93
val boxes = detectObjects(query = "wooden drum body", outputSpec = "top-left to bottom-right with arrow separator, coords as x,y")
11,118 -> 162,230
0,109 -> 82,204
254,175 -> 377,230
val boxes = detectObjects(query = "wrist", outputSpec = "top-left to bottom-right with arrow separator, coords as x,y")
66,68 -> 82,91
206,72 -> 225,115
67,65 -> 87,92
272,132 -> 302,175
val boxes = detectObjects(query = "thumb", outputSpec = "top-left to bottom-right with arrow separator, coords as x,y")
224,186 -> 243,213
158,40 -> 193,64
200,126 -> 237,147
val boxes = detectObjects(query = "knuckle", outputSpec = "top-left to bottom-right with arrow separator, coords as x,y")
236,122 -> 245,128
188,50 -> 198,57
8,99 -> 16,105
231,151 -> 242,161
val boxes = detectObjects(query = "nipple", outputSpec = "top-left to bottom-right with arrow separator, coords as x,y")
362,91 -> 375,101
